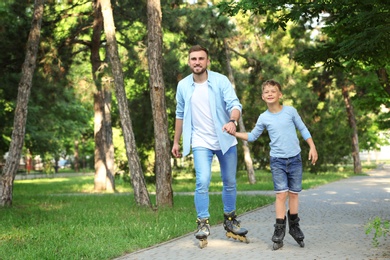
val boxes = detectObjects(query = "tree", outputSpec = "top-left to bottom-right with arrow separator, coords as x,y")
218,0 -> 389,173
338,75 -> 362,173
91,0 -> 115,192
147,0 -> 173,207
100,0 -> 151,207
218,0 -> 390,97
224,39 -> 256,184
1,0 -> 44,206
0,1 -> 35,157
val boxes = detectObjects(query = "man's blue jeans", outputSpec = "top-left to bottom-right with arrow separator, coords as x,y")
192,145 -> 237,219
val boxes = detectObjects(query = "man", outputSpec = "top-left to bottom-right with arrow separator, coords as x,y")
171,45 -> 248,248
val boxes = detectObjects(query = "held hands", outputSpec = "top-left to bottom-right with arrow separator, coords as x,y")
222,121 -> 237,135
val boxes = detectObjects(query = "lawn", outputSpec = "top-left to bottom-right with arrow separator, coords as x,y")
0,165 -> 372,260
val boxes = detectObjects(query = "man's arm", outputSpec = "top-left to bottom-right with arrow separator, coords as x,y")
171,119 -> 183,158
222,108 -> 240,134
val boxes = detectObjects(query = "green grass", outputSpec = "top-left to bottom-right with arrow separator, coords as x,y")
0,166 -> 370,260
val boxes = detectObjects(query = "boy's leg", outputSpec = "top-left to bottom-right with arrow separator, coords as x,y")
287,153 -> 302,215
288,192 -> 299,214
270,156 -> 289,218
270,156 -> 290,249
275,192 -> 288,218
286,154 -> 304,247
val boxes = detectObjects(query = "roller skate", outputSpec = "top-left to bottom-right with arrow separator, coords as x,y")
272,217 -> 286,250
223,211 -> 249,243
288,210 -> 305,248
195,218 -> 210,249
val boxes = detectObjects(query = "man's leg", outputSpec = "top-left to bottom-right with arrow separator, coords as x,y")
216,145 -> 237,213
192,147 -> 214,219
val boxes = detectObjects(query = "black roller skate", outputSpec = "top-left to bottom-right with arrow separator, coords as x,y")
288,210 -> 305,248
195,218 -> 210,249
223,211 -> 249,243
272,217 -> 286,250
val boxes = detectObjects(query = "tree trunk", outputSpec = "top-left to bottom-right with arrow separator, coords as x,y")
100,0 -> 151,207
340,79 -> 362,174
376,68 -> 390,96
224,39 -> 256,184
93,88 -> 115,191
0,0 -> 44,207
147,0 -> 173,207
91,1 -> 115,192
74,140 -> 79,172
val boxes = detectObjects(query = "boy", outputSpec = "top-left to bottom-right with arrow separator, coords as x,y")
232,79 -> 318,250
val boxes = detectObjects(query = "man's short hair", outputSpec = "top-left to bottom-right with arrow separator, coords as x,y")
189,45 -> 209,57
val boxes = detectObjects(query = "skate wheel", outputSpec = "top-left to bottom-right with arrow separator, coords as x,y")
199,239 -> 208,249
273,242 -> 283,250
226,232 -> 249,243
299,241 -> 305,248
226,232 -> 234,240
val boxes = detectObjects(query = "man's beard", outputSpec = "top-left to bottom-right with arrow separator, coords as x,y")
191,66 -> 207,75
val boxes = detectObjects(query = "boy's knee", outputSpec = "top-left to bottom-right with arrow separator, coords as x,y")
276,192 -> 288,200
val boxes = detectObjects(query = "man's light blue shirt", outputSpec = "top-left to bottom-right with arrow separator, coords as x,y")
175,70 -> 242,156
247,105 -> 312,158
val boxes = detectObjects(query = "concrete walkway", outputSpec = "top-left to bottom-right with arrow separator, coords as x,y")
116,165 -> 390,260
14,172 -> 94,180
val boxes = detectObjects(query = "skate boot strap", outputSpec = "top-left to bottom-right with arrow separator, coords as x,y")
196,218 -> 209,224
225,215 -> 241,223
274,223 -> 286,228
289,217 -> 300,225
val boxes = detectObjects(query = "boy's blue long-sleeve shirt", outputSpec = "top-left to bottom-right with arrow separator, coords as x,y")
175,70 -> 242,157
247,105 -> 311,158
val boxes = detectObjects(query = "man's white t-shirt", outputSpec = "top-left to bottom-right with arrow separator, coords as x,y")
191,81 -> 220,150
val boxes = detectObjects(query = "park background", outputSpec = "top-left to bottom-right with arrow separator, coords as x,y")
0,0 -> 389,259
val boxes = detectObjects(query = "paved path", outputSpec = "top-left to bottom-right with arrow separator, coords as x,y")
117,165 -> 390,260
14,172 -> 94,180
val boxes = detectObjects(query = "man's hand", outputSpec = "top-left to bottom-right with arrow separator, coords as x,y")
222,121 -> 237,135
171,143 -> 182,158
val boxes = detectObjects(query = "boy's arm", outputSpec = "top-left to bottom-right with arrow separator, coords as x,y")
306,137 -> 318,165
234,132 -> 249,141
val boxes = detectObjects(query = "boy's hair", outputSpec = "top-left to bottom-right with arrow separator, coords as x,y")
189,45 -> 209,57
262,79 -> 282,92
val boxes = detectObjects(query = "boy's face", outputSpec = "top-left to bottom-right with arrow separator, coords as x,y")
261,85 -> 282,104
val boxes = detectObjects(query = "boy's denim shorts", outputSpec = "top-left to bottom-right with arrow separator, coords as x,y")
270,153 -> 303,193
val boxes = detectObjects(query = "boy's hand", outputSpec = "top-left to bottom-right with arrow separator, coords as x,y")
308,148 -> 318,165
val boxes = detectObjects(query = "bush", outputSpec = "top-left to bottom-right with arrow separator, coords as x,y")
365,216 -> 389,246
